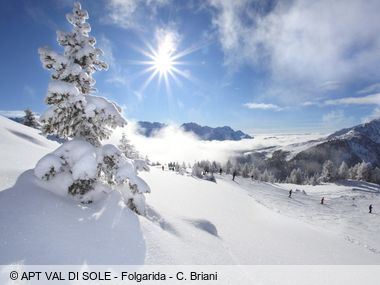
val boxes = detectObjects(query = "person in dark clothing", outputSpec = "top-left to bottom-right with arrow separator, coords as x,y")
321,197 -> 325,205
232,171 -> 237,181
219,168 -> 223,175
251,175 -> 254,181
162,165 -> 164,171
369,204 -> 373,214
288,189 -> 292,198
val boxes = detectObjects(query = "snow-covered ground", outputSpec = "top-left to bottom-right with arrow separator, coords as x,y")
0,116 -> 58,191
139,169 -> 380,264
221,176 -> 380,256
0,116 -> 379,265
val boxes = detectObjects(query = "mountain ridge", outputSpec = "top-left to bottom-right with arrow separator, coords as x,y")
290,118 -> 380,168
137,121 -> 253,141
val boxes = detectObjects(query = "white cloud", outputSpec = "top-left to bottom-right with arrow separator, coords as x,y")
0,110 -> 26,118
105,0 -> 171,30
319,81 -> 341,92
155,27 -> 181,55
106,0 -> 138,29
301,101 -> 319,107
98,35 -> 129,86
322,110 -> 345,123
362,107 -> 380,123
326,93 -> 380,106
357,83 -> 380,95
321,110 -> 355,131
243,102 -> 282,111
209,0 -> 380,102
106,121 -> 255,163
105,121 -> 322,163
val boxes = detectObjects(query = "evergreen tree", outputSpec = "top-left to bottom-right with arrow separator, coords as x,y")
370,167 -> 380,184
349,163 -> 360,179
250,166 -> 260,180
225,160 -> 232,174
34,2 -> 149,214
289,168 -> 303,184
338,161 -> 349,180
320,160 -> 336,182
242,163 -> 250,178
211,161 -> 219,174
118,132 -> 139,159
38,2 -> 124,146
23,108 -> 39,128
357,162 -> 371,181
192,163 -> 203,178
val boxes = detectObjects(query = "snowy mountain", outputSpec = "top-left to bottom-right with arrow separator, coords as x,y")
1,115 -> 379,265
246,119 -> 380,170
137,121 -> 167,137
181,122 -> 252,141
328,118 -> 380,144
137,121 -> 253,141
291,119 -> 380,168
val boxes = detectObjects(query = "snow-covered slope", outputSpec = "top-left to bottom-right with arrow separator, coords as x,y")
228,177 -> 380,255
0,115 -> 58,191
1,167 -> 379,264
0,116 -> 379,264
140,170 -> 380,264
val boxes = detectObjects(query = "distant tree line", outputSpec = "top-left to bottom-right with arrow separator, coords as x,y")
190,150 -> 380,185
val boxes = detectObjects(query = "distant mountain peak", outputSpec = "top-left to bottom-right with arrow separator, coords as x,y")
137,121 -> 252,141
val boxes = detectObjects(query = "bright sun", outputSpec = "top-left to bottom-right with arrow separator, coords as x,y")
134,29 -> 201,93
153,50 -> 174,75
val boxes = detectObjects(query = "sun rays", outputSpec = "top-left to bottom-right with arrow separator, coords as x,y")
132,29 -> 203,95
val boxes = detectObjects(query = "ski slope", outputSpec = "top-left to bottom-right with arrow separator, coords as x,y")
231,177 -> 380,255
0,116 -> 379,264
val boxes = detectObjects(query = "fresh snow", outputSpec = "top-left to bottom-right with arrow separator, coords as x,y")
0,116 -> 379,264
0,115 -> 58,191
140,170 -> 380,264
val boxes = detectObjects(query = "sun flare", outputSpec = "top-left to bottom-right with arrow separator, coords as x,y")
133,29 -> 204,93
153,49 -> 175,75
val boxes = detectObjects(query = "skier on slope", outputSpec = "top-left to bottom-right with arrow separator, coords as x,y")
232,170 -> 237,181
321,197 -> 325,205
369,204 -> 373,214
289,189 -> 292,198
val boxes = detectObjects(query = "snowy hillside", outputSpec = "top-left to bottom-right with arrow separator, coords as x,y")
0,116 -> 379,265
0,115 -> 58,191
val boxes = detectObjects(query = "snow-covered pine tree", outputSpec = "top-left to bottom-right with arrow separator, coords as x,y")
370,167 -> 380,184
288,168 -> 303,184
225,160 -> 232,174
23,108 -> 39,128
192,163 -> 203,178
338,161 -> 349,180
38,2 -> 124,146
241,163 -> 250,178
34,2 -> 150,214
118,132 -> 139,159
356,162 -> 371,181
320,160 -> 336,182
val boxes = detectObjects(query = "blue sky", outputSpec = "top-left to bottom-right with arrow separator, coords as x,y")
1,0 -> 380,134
